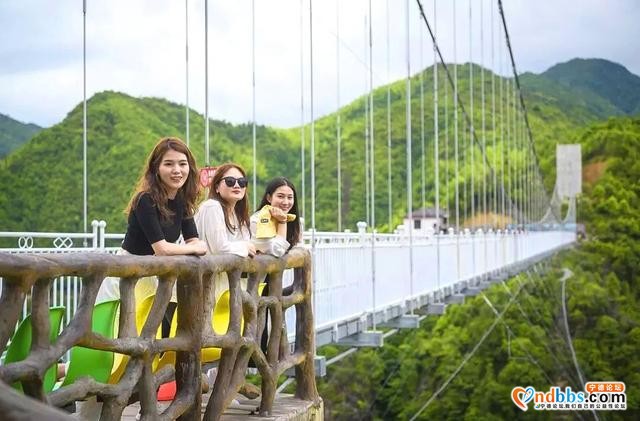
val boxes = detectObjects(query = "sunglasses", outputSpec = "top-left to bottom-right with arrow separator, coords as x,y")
222,176 -> 248,188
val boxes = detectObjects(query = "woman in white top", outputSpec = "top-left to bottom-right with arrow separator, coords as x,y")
195,163 -> 256,300
250,177 -> 302,256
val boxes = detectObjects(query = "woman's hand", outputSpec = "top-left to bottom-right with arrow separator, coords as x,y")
191,239 -> 208,256
269,206 -> 288,223
247,242 -> 257,258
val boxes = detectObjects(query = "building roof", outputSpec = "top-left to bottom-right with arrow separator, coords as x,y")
406,208 -> 449,219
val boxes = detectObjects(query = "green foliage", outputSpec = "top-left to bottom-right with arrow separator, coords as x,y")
1,59 -> 635,233
0,113 -> 41,158
315,116 -> 640,419
543,58 -> 640,115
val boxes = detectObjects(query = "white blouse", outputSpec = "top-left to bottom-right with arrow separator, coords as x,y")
195,199 -> 252,257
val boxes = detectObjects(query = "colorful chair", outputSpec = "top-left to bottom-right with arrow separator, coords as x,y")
61,300 -> 119,386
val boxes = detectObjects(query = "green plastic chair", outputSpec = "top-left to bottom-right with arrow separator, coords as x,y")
61,299 -> 120,386
3,306 -> 66,393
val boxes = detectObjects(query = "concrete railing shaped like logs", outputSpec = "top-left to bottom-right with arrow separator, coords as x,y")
0,248 -> 319,420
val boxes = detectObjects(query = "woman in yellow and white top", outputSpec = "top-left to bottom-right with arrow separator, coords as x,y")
250,177 -> 303,256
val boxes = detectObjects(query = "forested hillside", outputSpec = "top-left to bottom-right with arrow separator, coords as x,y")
0,113 -> 41,158
314,116 -> 640,420
2,58 -> 636,233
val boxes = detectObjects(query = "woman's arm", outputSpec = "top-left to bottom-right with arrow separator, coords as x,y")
196,200 -> 254,257
151,238 -> 207,256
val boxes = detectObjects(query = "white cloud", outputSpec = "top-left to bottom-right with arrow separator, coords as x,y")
0,0 -> 638,128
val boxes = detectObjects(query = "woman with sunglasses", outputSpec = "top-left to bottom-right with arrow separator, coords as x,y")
250,177 -> 303,256
195,162 -> 256,258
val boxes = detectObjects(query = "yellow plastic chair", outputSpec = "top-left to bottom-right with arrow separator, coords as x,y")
109,294 -> 164,383
156,283 -> 267,368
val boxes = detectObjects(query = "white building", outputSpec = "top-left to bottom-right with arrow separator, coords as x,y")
403,208 -> 449,235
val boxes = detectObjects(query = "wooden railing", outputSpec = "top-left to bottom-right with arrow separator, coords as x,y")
0,248 -> 319,420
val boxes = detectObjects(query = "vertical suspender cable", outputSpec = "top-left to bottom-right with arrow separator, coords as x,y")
309,0 -> 315,239
336,0 -> 342,231
469,0 -> 474,229
364,15 -> 370,226
204,0 -> 210,165
469,0 -> 475,276
444,46 -> 449,217
386,0 -> 393,230
480,0 -> 487,275
368,0 -> 375,230
480,0 -> 486,227
82,0 -> 87,240
433,0 -> 440,290
185,0 -> 190,146
367,0 -> 377,331
251,0 -> 257,210
491,0 -> 496,227
300,0 -> 306,222
499,35 -> 505,225
420,15 -> 426,218
453,0 -> 460,281
309,0 -> 317,353
512,76 -> 517,225
405,0 -> 415,312
506,76 -> 511,224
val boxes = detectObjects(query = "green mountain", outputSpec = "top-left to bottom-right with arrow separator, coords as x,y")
542,58 -> 640,115
0,58 -> 636,234
0,91 -> 298,233
0,113 -> 41,158
315,115 -> 640,419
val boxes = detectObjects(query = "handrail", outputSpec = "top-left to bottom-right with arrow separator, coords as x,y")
0,248 -> 318,420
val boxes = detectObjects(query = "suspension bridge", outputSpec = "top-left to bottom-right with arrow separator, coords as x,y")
0,0 -> 581,419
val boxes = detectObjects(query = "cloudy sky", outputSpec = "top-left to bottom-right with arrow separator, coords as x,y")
1,0 -> 638,129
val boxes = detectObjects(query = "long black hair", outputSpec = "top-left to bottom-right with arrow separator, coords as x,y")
257,177 -> 301,250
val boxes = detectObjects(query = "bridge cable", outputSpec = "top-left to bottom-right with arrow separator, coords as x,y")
481,292 -> 554,385
335,0 -> 342,231
419,13 -> 426,219
453,0 -> 461,281
386,0 -> 393,230
204,0 -> 210,165
82,0 -> 88,239
481,0 -> 487,229
491,0 -> 497,227
363,15 -> 370,226
501,281 -> 583,389
433,0 -> 441,291
251,0 -> 257,210
405,0 -> 415,312
414,0 -> 522,231
299,0 -> 306,222
561,270 -> 599,421
185,0 -> 190,146
496,0 -> 551,208
368,0 -> 375,232
407,279 -> 528,420
469,0 -> 475,230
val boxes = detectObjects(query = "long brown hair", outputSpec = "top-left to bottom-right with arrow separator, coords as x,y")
208,163 -> 250,234
257,177 -> 301,250
126,137 -> 200,220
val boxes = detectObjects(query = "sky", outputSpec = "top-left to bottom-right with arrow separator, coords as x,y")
0,0 -> 639,129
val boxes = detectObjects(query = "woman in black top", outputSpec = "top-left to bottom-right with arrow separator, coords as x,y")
97,137 -> 206,302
